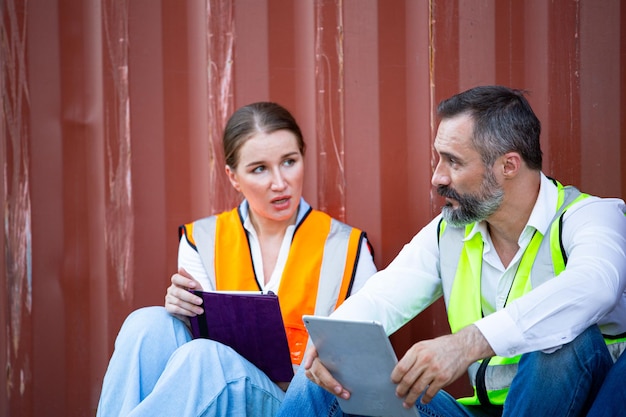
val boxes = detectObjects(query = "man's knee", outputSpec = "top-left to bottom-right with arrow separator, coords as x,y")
520,325 -> 611,373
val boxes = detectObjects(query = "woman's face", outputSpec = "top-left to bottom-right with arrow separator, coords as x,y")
226,129 -> 304,227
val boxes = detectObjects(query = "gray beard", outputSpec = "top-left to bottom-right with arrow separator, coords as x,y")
439,171 -> 504,227
441,194 -> 502,227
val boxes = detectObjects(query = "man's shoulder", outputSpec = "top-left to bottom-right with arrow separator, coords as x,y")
563,194 -> 625,219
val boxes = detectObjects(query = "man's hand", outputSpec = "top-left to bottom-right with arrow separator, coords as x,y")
164,267 -> 204,317
391,325 -> 494,408
303,347 -> 351,400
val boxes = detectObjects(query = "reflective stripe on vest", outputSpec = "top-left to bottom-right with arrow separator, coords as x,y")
440,181 -> 590,406
180,206 -> 364,366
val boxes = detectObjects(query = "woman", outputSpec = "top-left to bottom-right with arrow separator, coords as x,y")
96,102 -> 377,417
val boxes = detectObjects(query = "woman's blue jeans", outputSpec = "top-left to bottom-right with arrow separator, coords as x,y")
96,306 -> 285,417
277,325 -> 613,417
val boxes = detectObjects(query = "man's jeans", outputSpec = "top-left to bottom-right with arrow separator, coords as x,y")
277,325 -> 612,417
587,347 -> 626,417
96,306 -> 285,417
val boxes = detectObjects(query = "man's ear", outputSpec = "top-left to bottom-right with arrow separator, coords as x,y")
225,165 -> 241,192
501,152 -> 522,178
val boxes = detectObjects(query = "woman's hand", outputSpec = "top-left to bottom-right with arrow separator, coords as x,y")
164,267 -> 205,317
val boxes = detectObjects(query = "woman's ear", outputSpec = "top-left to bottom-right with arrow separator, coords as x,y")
225,165 -> 241,192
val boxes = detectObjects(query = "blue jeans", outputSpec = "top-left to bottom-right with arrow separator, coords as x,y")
586,348 -> 626,417
277,325 -> 612,417
96,306 -> 285,417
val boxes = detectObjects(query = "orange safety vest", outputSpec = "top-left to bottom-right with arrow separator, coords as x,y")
179,206 -> 366,366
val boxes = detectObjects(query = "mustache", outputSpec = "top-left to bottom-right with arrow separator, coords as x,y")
437,185 -> 460,200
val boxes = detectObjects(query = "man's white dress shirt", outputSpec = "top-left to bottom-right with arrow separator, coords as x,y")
332,174 -> 626,357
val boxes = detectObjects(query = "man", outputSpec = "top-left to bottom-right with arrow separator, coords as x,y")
276,85 -> 626,416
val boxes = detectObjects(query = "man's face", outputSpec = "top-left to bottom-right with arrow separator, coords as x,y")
431,114 -> 504,227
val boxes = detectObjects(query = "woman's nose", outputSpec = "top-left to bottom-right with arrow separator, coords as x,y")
270,169 -> 286,190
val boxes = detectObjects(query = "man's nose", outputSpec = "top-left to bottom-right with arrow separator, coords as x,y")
431,162 -> 449,187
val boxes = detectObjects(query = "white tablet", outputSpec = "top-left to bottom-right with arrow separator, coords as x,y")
302,315 -> 419,417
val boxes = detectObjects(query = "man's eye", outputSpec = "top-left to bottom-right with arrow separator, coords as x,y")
446,156 -> 459,166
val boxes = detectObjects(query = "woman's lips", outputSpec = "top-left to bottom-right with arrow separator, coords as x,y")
271,196 -> 291,210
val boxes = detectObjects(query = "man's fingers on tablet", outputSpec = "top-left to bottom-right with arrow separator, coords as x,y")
304,361 -> 344,398
304,368 -> 317,384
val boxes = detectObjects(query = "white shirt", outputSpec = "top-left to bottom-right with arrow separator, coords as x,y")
178,199 -> 377,297
332,174 -> 626,357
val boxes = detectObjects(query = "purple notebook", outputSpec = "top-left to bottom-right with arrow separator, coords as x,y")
189,290 -> 294,383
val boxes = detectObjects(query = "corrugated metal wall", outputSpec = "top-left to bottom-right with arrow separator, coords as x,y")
1,0 -> 624,415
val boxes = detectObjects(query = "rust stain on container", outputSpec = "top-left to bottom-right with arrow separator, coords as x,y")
2,0 -> 33,405
103,0 -> 134,300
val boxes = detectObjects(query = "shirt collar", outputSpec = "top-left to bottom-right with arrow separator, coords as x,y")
526,173 -> 559,236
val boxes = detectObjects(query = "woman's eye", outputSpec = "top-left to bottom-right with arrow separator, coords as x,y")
252,165 -> 265,174
283,159 -> 295,167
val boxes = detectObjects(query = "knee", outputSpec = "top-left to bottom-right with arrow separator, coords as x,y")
121,306 -> 168,333
117,306 -> 188,344
174,338 -> 238,365
168,339 -> 256,378
567,325 -> 611,366
523,325 -> 611,371
574,325 -> 607,349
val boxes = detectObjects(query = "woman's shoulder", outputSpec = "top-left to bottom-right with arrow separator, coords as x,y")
303,209 -> 368,240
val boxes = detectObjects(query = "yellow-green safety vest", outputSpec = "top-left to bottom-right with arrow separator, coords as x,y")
438,181 -> 626,406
